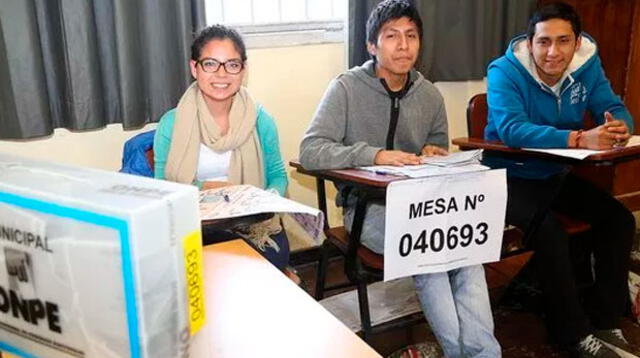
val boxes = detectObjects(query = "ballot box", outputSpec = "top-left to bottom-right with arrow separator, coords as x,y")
0,153 -> 206,358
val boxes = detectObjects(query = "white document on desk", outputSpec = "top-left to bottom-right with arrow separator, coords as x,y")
359,163 -> 490,178
383,169 -> 507,281
199,185 -> 325,243
522,147 -> 599,160
523,135 -> 640,160
627,135 -> 640,147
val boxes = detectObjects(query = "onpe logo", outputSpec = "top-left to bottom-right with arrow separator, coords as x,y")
4,248 -> 35,295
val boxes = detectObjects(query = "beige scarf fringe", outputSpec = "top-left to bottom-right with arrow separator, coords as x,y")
233,214 -> 283,252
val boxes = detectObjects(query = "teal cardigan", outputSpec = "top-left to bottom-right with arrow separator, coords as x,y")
153,105 -> 288,196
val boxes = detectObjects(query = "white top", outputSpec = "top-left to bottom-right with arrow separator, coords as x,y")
549,81 -> 563,96
196,144 -> 231,182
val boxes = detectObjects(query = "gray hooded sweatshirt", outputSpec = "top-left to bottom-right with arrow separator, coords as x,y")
299,60 -> 448,171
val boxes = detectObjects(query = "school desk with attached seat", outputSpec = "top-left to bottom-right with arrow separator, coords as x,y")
455,93 -> 640,212
290,161 -> 428,342
289,160 -> 522,342
453,93 -> 640,291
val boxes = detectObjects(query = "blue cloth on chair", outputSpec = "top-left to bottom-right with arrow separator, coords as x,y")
120,130 -> 155,177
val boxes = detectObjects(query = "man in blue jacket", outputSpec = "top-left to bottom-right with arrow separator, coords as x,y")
485,2 -> 636,358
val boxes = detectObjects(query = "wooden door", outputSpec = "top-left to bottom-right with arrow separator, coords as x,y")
538,0 -> 640,133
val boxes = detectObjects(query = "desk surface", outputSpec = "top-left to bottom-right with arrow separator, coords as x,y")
452,137 -> 640,162
194,239 -> 381,358
290,160 -> 401,188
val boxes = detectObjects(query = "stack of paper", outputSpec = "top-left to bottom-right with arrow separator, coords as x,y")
419,149 -> 483,167
359,150 -> 488,178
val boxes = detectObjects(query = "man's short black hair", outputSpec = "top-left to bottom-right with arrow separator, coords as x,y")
527,1 -> 582,41
191,24 -> 247,62
366,0 -> 423,45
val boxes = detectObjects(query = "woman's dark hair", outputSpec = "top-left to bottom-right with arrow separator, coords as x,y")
191,24 -> 247,62
527,2 -> 582,40
366,0 -> 423,45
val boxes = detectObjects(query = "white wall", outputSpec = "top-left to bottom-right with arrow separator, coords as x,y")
0,124 -> 157,171
245,43 -> 347,227
434,80 -> 487,150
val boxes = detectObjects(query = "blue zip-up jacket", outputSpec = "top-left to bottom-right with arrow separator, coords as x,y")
484,33 -> 633,179
120,130 -> 155,177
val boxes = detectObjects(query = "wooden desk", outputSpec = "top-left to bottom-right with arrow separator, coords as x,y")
291,162 -> 400,189
195,239 -> 381,358
452,137 -> 640,211
290,161 -> 401,220
291,161 -> 435,340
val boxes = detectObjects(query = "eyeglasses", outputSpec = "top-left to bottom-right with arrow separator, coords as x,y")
197,58 -> 244,74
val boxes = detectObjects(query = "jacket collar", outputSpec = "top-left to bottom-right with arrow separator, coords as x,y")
506,33 -> 597,92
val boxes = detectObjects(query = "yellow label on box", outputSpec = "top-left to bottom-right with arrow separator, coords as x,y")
183,230 -> 206,335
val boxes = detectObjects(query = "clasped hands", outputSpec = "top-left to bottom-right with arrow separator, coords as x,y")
572,111 -> 631,150
374,145 -> 448,166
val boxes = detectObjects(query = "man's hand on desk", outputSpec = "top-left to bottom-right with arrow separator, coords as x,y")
576,121 -> 631,150
374,150 -> 421,166
420,145 -> 448,157
604,111 -> 631,147
201,181 -> 232,191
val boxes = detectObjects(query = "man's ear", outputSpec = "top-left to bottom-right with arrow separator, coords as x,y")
575,35 -> 582,52
366,42 -> 377,57
526,38 -> 532,54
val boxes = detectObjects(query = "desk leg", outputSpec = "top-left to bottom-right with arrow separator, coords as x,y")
347,193 -> 368,260
348,193 -> 373,341
315,239 -> 331,300
357,280 -> 373,341
316,178 -> 329,231
314,177 -> 330,299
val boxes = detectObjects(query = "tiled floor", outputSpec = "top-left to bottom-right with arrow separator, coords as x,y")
295,248 -> 640,357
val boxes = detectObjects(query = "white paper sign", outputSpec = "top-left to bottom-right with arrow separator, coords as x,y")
383,169 -> 507,281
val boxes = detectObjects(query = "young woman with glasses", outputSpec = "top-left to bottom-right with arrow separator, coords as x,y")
153,25 -> 295,280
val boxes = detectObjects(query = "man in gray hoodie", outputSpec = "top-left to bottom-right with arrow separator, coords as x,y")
299,1 -> 500,357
